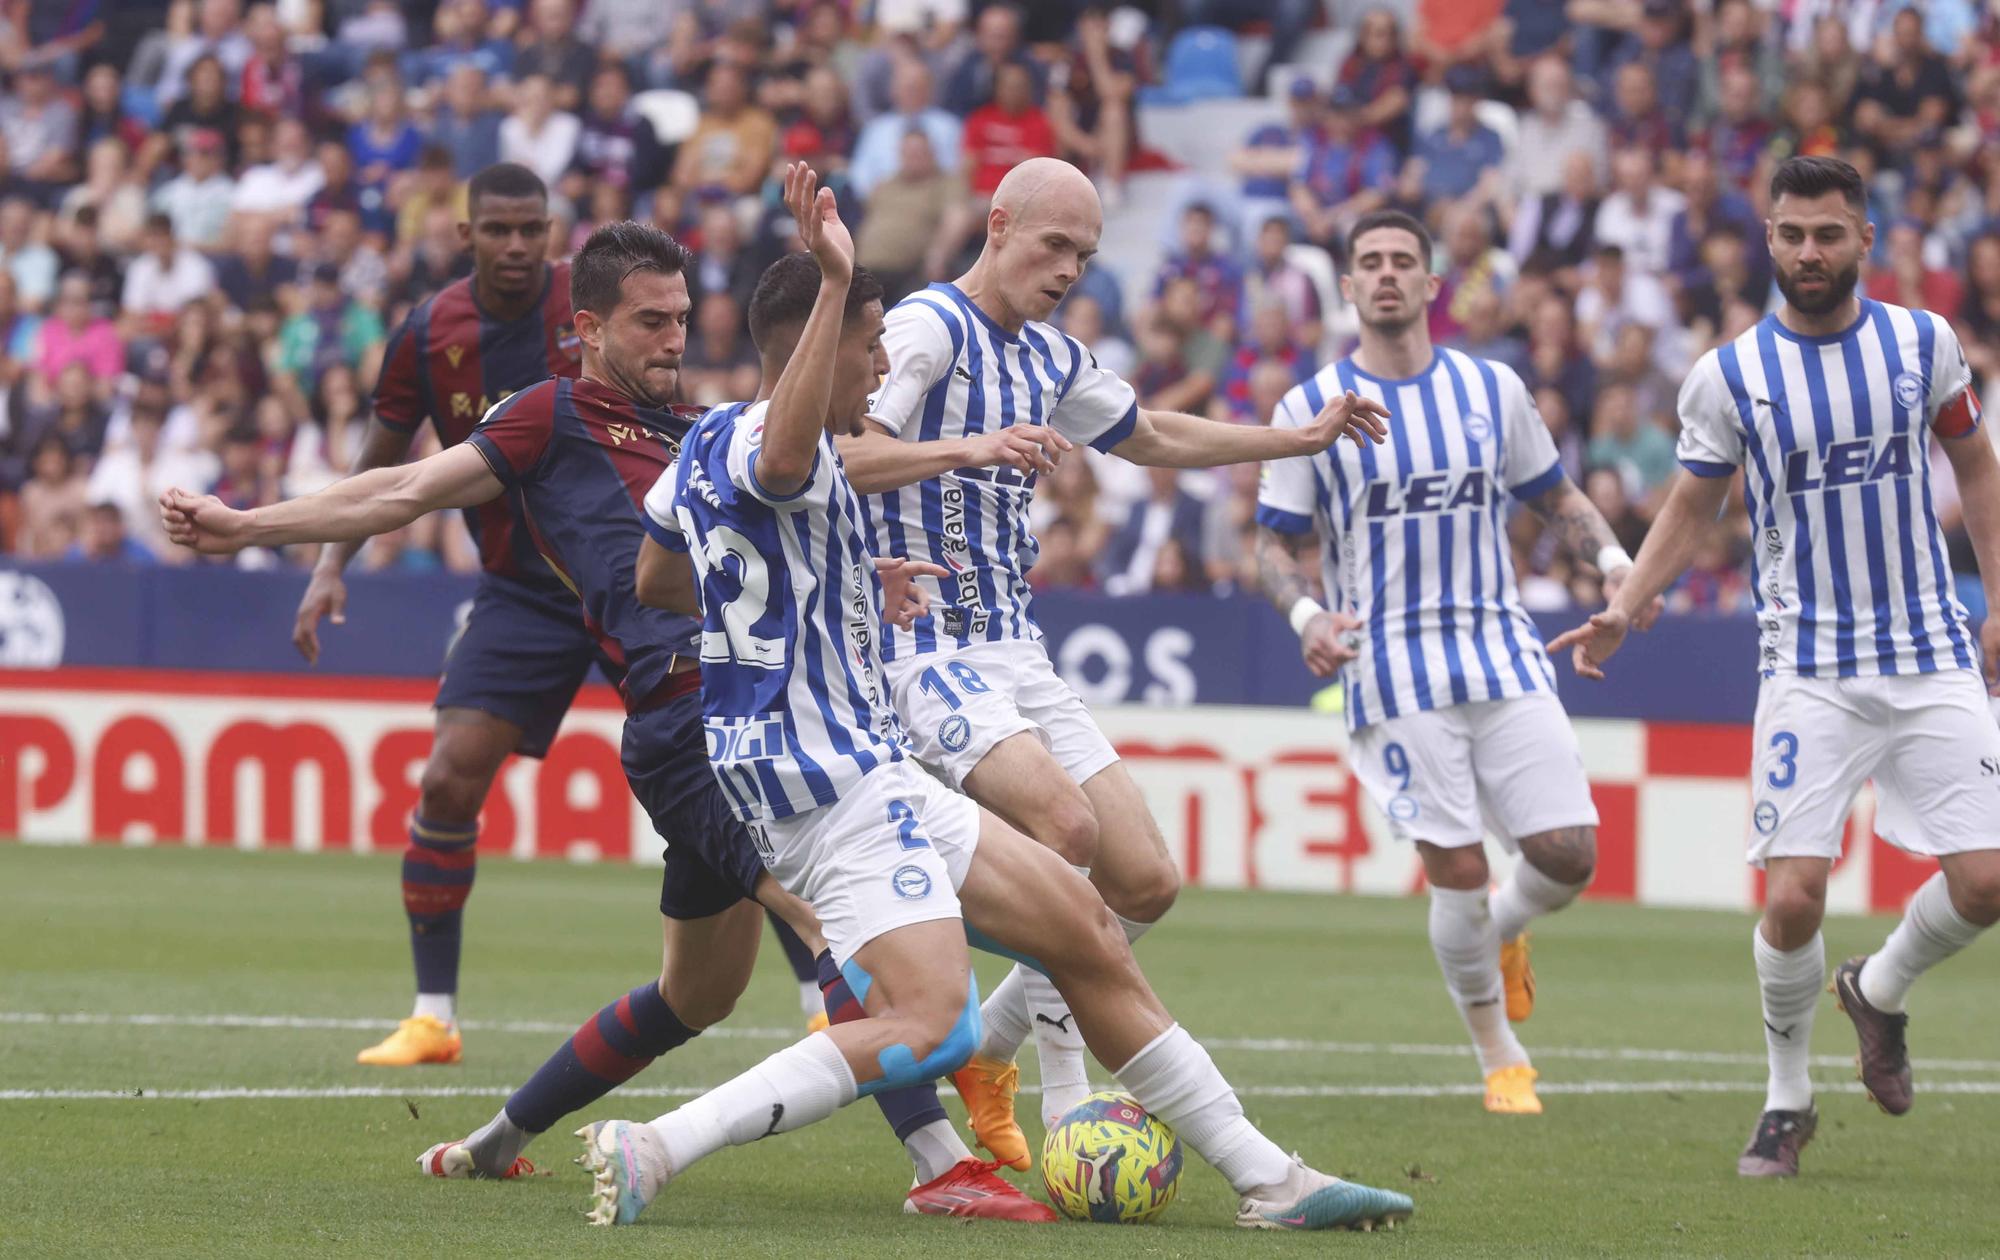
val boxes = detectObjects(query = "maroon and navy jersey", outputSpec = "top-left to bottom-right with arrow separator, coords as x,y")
374,261 -> 583,590
466,377 -> 704,709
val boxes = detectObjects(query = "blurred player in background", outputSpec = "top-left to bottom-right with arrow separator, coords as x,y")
579,163 -> 1411,1234
1554,156 -> 2000,1178
289,163 -> 821,1065
838,156 -> 1386,1167
163,221 -> 1045,1219
1255,209 -> 1654,1117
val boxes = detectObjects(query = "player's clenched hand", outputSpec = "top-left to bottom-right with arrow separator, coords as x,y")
1302,389 -> 1390,452
159,487 -> 251,555
1602,567 -> 1664,631
1299,609 -> 1363,677
784,161 -> 853,284
1547,608 -> 1630,681
966,426 -> 1071,476
292,567 -> 347,666
874,557 -> 948,630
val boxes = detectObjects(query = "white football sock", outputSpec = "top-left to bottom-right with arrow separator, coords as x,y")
1860,872 -> 1983,1014
412,993 -> 455,1024
648,1032 -> 856,1173
976,964 -> 1032,1062
1753,925 -> 1823,1113
798,980 -> 826,1021
1429,886 -> 1528,1075
1023,967 -> 1090,1127
1489,860 -> 1584,943
1114,1023 -> 1292,1195
1116,913 -> 1154,944
904,1118 -> 973,1184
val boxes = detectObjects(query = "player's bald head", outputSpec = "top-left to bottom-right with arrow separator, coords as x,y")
990,158 -> 1100,238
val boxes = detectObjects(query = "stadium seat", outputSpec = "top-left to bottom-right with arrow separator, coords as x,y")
1138,27 -> 1243,106
632,89 -> 701,145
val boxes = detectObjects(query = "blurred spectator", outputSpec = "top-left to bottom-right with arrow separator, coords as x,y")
1605,62 -> 1677,161
1512,56 -> 1607,201
156,0 -> 254,108
1795,14 -> 1862,113
1,197 -> 58,308
961,60 -> 1056,201
690,201 -> 761,313
1511,148 -> 1604,286
415,0 -> 516,88
671,63 -> 778,199
1099,465 -> 1206,596
155,54 -> 242,171
1047,5 -> 1135,201
514,0 -> 596,110
78,63 -> 147,155
1060,291 -> 1131,378
1525,291 -> 1597,427
781,67 -> 860,185
577,0 -> 665,63
851,58 -> 962,201
1289,85 -> 1395,255
1447,288 -> 1528,378
501,73 -> 582,188
1412,65 -> 1506,209
67,500 -> 157,565
1867,218 -> 1964,320
1153,203 -> 1241,338
1337,8 -> 1418,157
276,262 -> 383,386
1681,227 -> 1763,346
239,2 -> 305,118
1664,148 -> 1761,289
572,64 -> 666,195
854,127 -> 962,301
1668,519 -> 1750,614
943,2 -> 1034,117
1232,78 -> 1325,227
1961,233 -> 2000,389
1582,463 -> 1648,555
1854,7 -> 1958,165
0,64 -> 77,189
1431,205 -> 1516,344
153,130 -> 235,250
1576,245 -> 1679,375
1606,0 -> 1698,136
681,291 -> 761,406
431,66 -> 505,181
1217,301 -> 1312,422
1585,381 -> 1675,514
214,217 -> 300,313
55,206 -> 124,316
1239,216 -> 1322,352
1695,0 -> 1784,124
1137,276 -> 1226,414
1766,77 -> 1845,167
1593,148 -> 1684,277
85,398 -> 213,559
34,273 -> 121,396
59,138 -> 148,253
1027,513 -> 1096,591
348,75 -> 425,235
14,435 -> 89,557
1697,63 -> 1774,193
0,270 -> 36,366
1176,0 -> 1314,95
21,360 -> 108,462
230,116 -> 325,226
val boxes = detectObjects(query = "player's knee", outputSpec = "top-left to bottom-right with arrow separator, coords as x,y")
1945,864 -> 2000,922
417,757 -> 490,825
1034,789 -> 1100,869
1104,852 -> 1180,925
870,976 -> 981,1092
660,972 -> 737,1031
1523,828 -> 1596,887
1762,883 -> 1826,941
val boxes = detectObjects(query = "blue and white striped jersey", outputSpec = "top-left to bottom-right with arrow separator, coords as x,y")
643,401 -> 906,821
1676,300 -> 1981,679
1256,350 -> 1564,732
863,282 -> 1140,660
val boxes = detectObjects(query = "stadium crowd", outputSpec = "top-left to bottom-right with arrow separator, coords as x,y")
2,0 -> 1997,614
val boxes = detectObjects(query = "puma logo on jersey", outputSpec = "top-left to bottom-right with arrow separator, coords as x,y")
953,365 -> 974,382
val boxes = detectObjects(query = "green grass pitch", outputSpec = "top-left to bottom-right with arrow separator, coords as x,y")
3,844 -> 1997,1258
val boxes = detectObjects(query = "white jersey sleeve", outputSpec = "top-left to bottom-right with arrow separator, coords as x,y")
1048,334 -> 1140,452
722,403 -> 831,511
867,302 -> 956,438
1674,351 -> 1745,476
1255,383 -> 1320,535
641,463 -> 688,551
1495,363 -> 1564,500
1925,314 -> 1977,428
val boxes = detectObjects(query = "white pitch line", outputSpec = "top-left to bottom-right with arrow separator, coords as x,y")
8,1011 -> 2000,1074
7,1080 -> 2000,1103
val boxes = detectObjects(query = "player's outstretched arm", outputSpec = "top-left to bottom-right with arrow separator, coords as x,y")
634,535 -> 702,617
160,443 -> 504,555
835,421 -> 1073,494
759,162 -> 853,497
1522,474 -> 1665,630
293,420 -> 419,664
1254,524 -> 1359,677
1110,392 -> 1388,469
1548,469 -> 1731,679
1939,425 -> 2000,693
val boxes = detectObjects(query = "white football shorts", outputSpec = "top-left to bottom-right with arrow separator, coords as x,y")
1753,671 -> 2000,865
884,639 -> 1119,789
1349,692 -> 1599,850
747,758 -> 981,966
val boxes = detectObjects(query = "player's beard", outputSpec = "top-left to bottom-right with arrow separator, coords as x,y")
1774,256 -> 1859,317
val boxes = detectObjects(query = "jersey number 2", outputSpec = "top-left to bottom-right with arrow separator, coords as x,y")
689,525 -> 785,668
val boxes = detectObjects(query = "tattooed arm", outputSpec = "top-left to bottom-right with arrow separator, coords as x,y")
1523,475 -> 1664,628
1255,525 -> 1360,678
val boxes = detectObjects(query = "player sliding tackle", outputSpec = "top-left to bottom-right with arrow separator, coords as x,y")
580,163 -> 1414,1232
835,155 -> 1390,1163
158,221 -> 1055,1220
1552,156 -> 2000,1179
1253,209 -> 1660,1116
